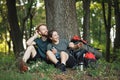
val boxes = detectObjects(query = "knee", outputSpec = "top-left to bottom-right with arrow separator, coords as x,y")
27,45 -> 34,50
46,50 -> 56,60
46,50 -> 53,56
61,51 -> 68,55
60,51 -> 69,57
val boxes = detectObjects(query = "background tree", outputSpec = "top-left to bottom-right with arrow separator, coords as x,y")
20,0 -> 36,39
83,0 -> 91,43
44,0 -> 80,40
113,0 -> 120,53
102,0 -> 112,62
90,2 -> 104,44
6,0 -> 24,57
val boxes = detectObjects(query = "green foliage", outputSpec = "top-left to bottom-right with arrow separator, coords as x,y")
73,58 -> 120,79
0,16 -> 2,22
90,59 -> 119,78
0,54 -> 59,80
0,53 -> 15,71
92,0 -> 108,3
90,2 -> 102,10
33,0 -> 46,25
0,54 -> 120,80
111,49 -> 120,62
0,0 -> 7,32
28,61 -> 58,73
16,0 -> 46,38
0,38 -> 9,53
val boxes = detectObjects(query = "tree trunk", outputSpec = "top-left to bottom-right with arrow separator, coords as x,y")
44,0 -> 79,40
6,0 -> 24,57
29,14 -> 33,37
21,0 -> 34,40
83,0 -> 90,43
102,1 -> 112,62
113,0 -> 120,52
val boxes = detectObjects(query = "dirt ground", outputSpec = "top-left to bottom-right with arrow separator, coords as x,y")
52,69 -> 98,80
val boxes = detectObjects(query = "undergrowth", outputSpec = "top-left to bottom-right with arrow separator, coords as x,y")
0,53 -> 120,80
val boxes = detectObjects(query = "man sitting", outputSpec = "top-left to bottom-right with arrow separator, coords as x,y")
19,24 -> 49,72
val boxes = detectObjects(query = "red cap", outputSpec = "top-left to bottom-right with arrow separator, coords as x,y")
72,35 -> 81,41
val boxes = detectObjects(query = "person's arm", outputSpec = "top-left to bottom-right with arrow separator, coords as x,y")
69,42 -> 83,49
47,44 -> 57,55
26,30 -> 39,46
51,47 -> 57,55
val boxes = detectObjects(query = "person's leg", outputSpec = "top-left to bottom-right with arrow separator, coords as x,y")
60,51 -> 69,65
46,50 -> 59,64
23,45 -> 37,63
57,51 -> 69,72
66,55 -> 77,68
20,45 -> 37,72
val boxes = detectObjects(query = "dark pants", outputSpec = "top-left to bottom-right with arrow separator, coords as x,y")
66,54 -> 77,68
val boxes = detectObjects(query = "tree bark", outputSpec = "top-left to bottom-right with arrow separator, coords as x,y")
113,0 -> 120,51
44,0 -> 79,40
6,0 -> 24,57
22,0 -> 34,40
102,1 -> 112,62
83,0 -> 90,43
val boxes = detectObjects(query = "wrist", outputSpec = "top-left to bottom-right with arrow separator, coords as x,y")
76,44 -> 79,48
33,34 -> 38,39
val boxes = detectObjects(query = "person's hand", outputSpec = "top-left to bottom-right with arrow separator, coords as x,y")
69,42 -> 75,48
34,30 -> 39,38
77,42 -> 83,48
51,47 -> 57,55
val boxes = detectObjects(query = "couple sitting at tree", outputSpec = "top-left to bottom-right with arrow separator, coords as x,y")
20,24 -> 82,72
20,24 -> 100,72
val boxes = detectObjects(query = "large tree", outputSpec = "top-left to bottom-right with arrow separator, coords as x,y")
6,0 -> 24,57
44,0 -> 79,40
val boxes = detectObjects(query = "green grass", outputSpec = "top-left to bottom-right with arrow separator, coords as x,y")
0,53 -> 120,80
0,53 -> 61,80
0,60 -> 57,80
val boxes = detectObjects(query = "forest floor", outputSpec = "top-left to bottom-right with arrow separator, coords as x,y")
26,62 -> 120,80
0,54 -> 120,80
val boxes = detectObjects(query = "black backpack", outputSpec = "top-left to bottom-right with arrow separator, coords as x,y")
70,35 -> 97,68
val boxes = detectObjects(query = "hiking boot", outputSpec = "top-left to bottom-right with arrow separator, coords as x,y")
55,62 -> 66,72
59,63 -> 66,72
55,62 -> 60,67
19,59 -> 28,72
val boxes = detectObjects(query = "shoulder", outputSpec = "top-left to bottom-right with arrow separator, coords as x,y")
47,38 -> 51,43
47,43 -> 53,50
35,37 -> 41,41
60,39 -> 67,42
34,37 -> 43,43
60,39 -> 69,43
47,43 -> 52,47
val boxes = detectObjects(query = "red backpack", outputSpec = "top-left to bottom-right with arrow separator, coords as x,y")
84,52 -> 96,60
